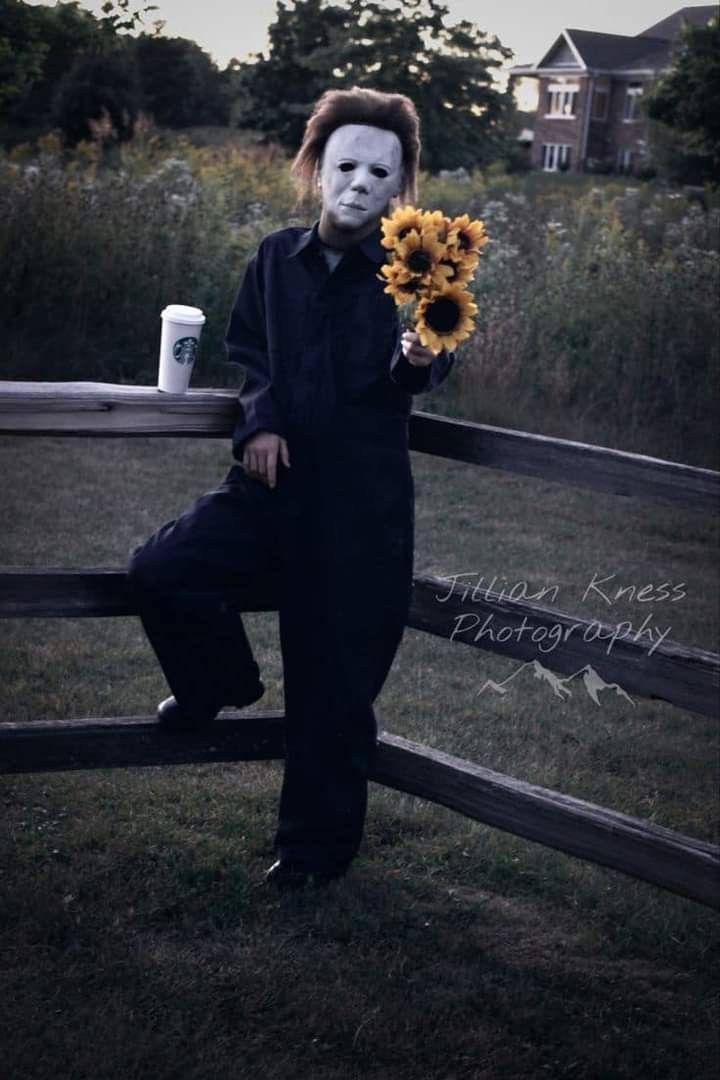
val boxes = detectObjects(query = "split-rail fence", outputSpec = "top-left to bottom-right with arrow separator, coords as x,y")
1,381 -> 718,910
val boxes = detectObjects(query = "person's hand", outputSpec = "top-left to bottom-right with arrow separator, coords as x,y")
242,431 -> 290,489
401,329 -> 438,366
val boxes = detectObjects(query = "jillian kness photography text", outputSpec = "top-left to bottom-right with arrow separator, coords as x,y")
435,570 -> 687,704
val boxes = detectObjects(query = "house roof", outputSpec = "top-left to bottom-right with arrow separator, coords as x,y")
564,28 -> 671,70
638,5 -> 717,40
511,5 -> 717,76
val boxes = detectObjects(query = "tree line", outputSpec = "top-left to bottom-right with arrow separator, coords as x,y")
1,0 -> 716,179
1,0 -> 232,140
0,0 -> 525,170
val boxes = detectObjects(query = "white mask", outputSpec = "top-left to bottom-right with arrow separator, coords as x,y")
319,124 -> 403,238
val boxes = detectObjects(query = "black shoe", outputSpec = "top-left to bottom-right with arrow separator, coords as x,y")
264,859 -> 345,891
156,696 -> 216,734
156,680 -> 265,735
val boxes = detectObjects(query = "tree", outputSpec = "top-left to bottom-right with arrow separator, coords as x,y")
0,0 -> 49,112
233,0 -> 513,171
96,0 -> 163,37
230,0 -> 347,148
646,16 -> 720,182
1,0 -> 159,136
134,36 -> 229,127
51,49 -> 141,146
1,0 -> 99,128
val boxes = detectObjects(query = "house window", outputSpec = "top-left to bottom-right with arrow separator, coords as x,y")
617,148 -> 633,173
542,144 -> 572,171
623,83 -> 643,121
591,89 -> 609,121
546,84 -> 578,118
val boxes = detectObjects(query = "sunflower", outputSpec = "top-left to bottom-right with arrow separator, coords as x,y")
431,256 -> 477,289
381,206 -> 427,250
378,262 -> 426,300
394,229 -> 446,282
420,209 -> 453,245
380,205 -> 488,332
444,241 -> 481,267
447,214 -> 489,255
415,283 -> 478,352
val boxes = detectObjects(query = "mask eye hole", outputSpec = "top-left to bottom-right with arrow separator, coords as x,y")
338,162 -> 355,172
372,167 -> 389,178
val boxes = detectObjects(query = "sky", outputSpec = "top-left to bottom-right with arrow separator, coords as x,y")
23,0 -> 709,105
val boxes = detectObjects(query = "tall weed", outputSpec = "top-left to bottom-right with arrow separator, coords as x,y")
0,134 -> 293,384
1,134 -> 718,462
438,182 -> 720,465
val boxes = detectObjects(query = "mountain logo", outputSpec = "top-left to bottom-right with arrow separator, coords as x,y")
477,660 -> 635,706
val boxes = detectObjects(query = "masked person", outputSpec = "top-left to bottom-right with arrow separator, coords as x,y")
128,87 -> 455,889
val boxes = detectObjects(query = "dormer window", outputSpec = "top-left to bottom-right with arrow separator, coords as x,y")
546,84 -> 578,118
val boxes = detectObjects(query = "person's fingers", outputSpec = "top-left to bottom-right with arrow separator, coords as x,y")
245,450 -> 262,481
266,446 -> 278,489
406,342 -> 436,365
280,438 -> 291,469
252,451 -> 265,484
243,435 -> 287,487
401,330 -> 416,356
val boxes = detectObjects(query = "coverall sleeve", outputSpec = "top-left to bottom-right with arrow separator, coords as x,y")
389,336 -> 456,395
225,242 -> 286,460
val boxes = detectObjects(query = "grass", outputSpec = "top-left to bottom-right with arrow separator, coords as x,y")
1,431 -> 719,1079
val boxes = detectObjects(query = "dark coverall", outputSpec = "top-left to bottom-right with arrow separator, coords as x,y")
128,221 -> 454,874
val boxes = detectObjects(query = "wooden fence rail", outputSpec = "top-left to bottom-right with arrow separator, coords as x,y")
1,381 -> 718,910
1,713 -> 717,910
1,569 -> 718,719
1,381 -> 718,510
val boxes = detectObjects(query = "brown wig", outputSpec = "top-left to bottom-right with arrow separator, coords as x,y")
291,86 -> 421,206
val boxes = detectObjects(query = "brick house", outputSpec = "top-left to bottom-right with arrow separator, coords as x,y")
509,5 -> 717,173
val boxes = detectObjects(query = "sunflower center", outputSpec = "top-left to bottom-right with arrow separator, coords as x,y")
425,296 -> 461,333
399,278 -> 422,294
407,249 -> 432,273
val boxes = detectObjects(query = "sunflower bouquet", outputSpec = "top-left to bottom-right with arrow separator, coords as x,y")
379,206 -> 488,352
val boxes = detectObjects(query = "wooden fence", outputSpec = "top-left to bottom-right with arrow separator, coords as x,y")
1,381 -> 719,910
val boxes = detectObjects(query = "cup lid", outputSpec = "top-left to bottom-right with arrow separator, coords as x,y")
161,304 -> 206,325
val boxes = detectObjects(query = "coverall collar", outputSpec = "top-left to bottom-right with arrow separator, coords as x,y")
287,220 -> 385,266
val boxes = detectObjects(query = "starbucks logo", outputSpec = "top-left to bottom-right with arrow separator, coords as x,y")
173,337 -> 198,365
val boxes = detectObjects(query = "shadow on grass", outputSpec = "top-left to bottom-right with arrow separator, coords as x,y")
2,767 -> 718,1080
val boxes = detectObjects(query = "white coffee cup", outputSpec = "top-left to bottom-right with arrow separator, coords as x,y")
158,304 -> 206,393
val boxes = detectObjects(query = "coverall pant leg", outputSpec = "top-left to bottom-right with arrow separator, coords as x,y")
272,433 -> 412,875
127,466 -> 283,715
127,464 -> 377,874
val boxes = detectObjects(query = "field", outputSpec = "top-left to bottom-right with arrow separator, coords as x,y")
1,131 -> 719,466
1,126 -> 719,1078
1,428 -> 718,1080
